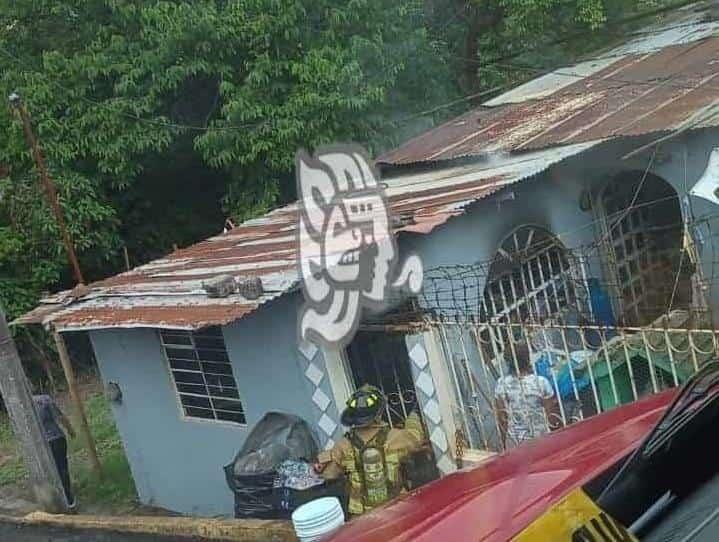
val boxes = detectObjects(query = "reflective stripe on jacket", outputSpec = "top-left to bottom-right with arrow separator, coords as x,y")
323,411 -> 425,515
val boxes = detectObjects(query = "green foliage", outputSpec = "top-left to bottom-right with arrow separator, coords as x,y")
0,0 -> 458,323
0,0 -> 671,330
68,393 -> 137,509
427,0 -> 671,93
0,456 -> 27,487
0,414 -> 28,486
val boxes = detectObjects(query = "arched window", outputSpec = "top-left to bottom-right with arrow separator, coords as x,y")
481,225 -> 584,326
597,171 -> 691,325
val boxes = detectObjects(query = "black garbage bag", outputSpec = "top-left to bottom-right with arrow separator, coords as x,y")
224,412 -> 320,519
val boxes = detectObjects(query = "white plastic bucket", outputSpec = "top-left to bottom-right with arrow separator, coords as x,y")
292,497 -> 345,542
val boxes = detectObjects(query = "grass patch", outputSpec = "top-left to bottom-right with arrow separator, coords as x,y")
1,391 -> 138,512
0,415 -> 28,486
68,393 -> 138,510
0,456 -> 28,486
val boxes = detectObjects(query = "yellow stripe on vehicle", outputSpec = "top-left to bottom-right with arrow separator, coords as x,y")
513,488 -> 638,542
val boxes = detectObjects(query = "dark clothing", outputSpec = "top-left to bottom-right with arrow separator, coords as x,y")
32,395 -> 74,505
49,436 -> 73,504
32,395 -> 65,441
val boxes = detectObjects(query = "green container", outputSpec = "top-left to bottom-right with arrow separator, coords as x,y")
591,358 -> 634,411
591,354 -> 693,411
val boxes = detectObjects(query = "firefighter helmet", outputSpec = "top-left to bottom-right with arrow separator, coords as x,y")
341,384 -> 386,427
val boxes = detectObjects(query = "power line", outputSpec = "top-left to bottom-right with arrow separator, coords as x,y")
0,43 -> 515,135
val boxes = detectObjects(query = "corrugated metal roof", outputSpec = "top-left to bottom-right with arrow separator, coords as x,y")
17,143 -> 594,331
377,5 -> 719,165
19,4 -> 719,331
484,4 -> 719,106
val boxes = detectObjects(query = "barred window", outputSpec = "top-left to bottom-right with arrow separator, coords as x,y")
159,327 -> 246,424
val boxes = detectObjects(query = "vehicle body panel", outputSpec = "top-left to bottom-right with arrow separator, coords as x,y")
327,390 -> 676,542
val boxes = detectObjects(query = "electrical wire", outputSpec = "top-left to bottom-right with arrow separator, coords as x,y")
489,60 -> 719,95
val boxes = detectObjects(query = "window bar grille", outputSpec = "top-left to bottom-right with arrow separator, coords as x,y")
578,324 -> 603,415
557,324 -> 584,422
390,356 -> 409,421
539,324 -> 567,427
688,331 -> 701,373
599,327 -> 621,408
664,329 -> 680,388
472,325 -> 504,443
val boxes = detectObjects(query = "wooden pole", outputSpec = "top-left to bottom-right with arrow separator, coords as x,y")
122,245 -> 131,271
9,93 -> 85,285
0,310 -> 69,512
53,331 -> 102,477
8,93 -> 100,476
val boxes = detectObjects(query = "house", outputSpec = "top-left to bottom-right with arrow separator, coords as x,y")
16,1 -> 719,516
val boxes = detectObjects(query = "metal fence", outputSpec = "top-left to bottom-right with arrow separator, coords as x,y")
431,310 -> 716,453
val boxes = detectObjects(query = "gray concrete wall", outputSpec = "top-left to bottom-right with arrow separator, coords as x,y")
88,293 -> 338,516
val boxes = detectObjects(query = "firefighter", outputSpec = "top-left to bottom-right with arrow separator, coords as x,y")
315,384 -> 425,516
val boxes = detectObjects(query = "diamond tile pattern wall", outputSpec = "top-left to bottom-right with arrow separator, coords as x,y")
299,341 -> 341,447
409,342 -> 429,370
423,398 -> 441,425
304,363 -> 324,387
318,413 -> 338,437
407,333 -> 456,476
312,388 -> 331,412
415,372 -> 435,397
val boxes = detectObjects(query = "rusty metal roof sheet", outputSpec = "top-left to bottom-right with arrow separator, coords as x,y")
20,6 -> 719,332
378,8 -> 719,165
17,142 -> 594,331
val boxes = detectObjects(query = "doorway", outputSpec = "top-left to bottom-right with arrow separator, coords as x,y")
345,331 -> 418,428
598,171 -> 690,325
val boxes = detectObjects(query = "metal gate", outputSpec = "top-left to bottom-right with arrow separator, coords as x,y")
346,330 -> 418,428
431,313 -> 716,453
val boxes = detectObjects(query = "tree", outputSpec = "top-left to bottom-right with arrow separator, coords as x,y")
0,0 -> 458,323
426,0 -> 668,94
0,0 -> 672,331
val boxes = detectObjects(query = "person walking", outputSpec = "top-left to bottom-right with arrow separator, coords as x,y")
32,394 -> 76,508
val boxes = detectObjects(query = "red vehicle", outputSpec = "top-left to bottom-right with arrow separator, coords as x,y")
327,363 -> 719,541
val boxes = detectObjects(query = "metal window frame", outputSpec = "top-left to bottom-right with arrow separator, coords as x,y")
345,331 -> 418,429
479,225 -> 590,359
159,328 -> 247,427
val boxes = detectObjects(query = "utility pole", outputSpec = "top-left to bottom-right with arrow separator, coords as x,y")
53,331 -> 102,476
0,310 -> 69,513
9,92 -> 102,477
8,92 -> 84,285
